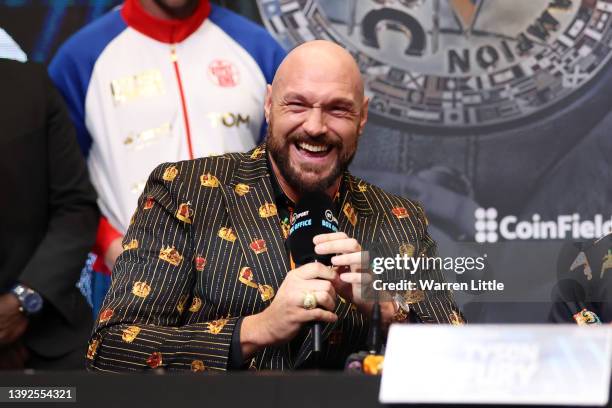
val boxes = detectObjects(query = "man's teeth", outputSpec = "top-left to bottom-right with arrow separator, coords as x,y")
298,142 -> 329,153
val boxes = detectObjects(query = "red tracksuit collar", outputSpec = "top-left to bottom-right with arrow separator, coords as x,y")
121,0 -> 211,43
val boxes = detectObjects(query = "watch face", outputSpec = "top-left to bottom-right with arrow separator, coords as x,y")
257,0 -> 612,130
23,292 -> 43,313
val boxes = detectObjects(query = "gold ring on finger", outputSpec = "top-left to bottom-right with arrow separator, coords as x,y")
302,292 -> 317,310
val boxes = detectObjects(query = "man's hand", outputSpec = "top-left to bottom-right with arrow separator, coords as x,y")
0,294 -> 28,346
313,232 -> 371,311
104,236 -> 124,271
314,232 -> 399,327
241,262 -> 338,359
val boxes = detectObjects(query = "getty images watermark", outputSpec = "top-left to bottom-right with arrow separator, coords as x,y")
474,208 -> 612,243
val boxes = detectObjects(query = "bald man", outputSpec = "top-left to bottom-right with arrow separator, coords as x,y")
87,40 -> 463,372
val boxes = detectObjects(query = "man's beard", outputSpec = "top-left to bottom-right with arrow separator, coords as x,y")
266,122 -> 357,195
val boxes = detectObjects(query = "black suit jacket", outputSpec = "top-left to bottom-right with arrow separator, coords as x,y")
0,59 -> 98,358
88,145 -> 463,372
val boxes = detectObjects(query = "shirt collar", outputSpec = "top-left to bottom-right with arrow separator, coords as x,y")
121,0 -> 211,44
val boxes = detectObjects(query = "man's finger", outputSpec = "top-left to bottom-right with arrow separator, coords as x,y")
339,272 -> 372,285
313,291 -> 336,311
315,238 -> 361,255
331,252 -> 362,267
304,279 -> 337,299
313,232 -> 348,245
301,308 -> 338,323
294,262 -> 337,281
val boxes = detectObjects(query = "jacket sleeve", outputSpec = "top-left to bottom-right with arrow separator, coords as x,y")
17,71 -> 99,325
411,203 -> 466,324
87,164 -> 238,372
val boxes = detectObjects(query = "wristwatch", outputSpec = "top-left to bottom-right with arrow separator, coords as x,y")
11,284 -> 43,315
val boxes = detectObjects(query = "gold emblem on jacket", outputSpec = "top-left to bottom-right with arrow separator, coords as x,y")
176,202 -> 193,224
280,219 -> 290,239
250,146 -> 265,159
191,360 -> 206,372
144,196 -> 155,210
121,326 -> 141,343
357,181 -> 368,192
189,297 -> 202,313
146,351 -> 163,368
99,308 -> 114,323
123,239 -> 139,251
235,183 -> 250,196
218,227 -> 237,242
159,246 -> 183,266
399,243 -> 415,257
258,284 -> 275,301
132,281 -> 151,298
195,255 -> 206,272
259,203 -> 277,218
343,203 -> 357,226
238,267 -> 258,289
200,173 -> 219,187
449,311 -> 465,325
176,294 -> 189,313
249,238 -> 267,254
207,318 -> 229,334
392,206 -> 409,219
163,165 -> 179,181
87,339 -> 100,360
404,289 -> 425,304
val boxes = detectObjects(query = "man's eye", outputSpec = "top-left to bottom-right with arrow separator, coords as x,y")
330,106 -> 350,115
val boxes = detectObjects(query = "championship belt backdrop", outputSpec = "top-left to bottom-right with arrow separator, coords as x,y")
2,0 -> 610,322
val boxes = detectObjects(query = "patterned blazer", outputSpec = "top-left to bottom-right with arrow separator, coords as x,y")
87,145 -> 463,372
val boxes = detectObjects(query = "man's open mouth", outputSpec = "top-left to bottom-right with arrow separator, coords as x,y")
295,142 -> 333,157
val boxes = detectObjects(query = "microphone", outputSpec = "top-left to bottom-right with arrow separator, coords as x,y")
288,191 -> 339,363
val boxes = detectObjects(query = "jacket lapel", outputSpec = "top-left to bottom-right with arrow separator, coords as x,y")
219,146 -> 290,310
293,174 -> 379,367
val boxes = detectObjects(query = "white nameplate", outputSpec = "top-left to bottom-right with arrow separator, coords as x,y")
380,325 -> 612,406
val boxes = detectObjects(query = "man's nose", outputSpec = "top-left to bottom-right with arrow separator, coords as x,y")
302,107 -> 327,137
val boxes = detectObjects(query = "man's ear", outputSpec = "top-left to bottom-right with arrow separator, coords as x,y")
264,84 -> 273,124
358,96 -> 369,135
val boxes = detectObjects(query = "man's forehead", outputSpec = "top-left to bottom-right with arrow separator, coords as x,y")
279,87 -> 359,106
275,68 -> 362,99
272,41 -> 364,101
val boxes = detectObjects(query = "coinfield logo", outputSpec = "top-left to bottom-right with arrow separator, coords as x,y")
475,208 -> 612,243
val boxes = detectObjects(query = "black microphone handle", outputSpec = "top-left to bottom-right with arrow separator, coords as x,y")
312,260 -> 323,359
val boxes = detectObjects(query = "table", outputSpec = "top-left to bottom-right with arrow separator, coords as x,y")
0,371 -> 609,408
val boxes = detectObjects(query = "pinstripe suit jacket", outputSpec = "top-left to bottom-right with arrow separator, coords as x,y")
87,145 -> 462,372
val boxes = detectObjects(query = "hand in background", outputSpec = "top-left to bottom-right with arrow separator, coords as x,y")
0,294 -> 28,346
104,236 -> 124,271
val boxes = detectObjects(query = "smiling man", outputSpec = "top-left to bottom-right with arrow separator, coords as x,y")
87,40 -> 463,372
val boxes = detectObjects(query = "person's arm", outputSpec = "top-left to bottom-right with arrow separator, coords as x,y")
16,71 -> 99,325
88,164 -> 239,372
93,216 -> 124,271
411,203 -> 466,324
